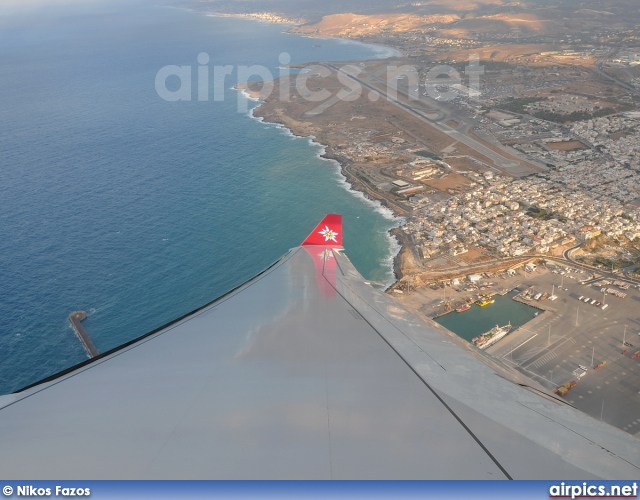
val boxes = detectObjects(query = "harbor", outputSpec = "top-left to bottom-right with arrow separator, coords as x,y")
434,290 -> 539,344
396,263 -> 640,434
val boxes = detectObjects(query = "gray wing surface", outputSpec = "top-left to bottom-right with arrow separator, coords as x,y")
0,246 -> 638,479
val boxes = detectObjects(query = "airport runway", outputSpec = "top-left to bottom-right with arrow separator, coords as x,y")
325,63 -> 543,177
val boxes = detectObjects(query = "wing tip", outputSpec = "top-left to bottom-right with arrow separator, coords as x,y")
301,214 -> 343,247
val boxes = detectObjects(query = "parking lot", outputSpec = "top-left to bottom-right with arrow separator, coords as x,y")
487,265 -> 640,435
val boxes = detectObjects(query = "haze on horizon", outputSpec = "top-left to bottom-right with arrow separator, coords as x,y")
180,0 -> 636,20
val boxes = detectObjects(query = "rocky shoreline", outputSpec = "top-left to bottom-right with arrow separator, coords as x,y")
237,80 -> 410,286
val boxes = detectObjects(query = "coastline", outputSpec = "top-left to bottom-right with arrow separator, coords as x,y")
292,34 -> 404,59
197,10 -> 305,25
179,5 -> 411,287
237,72 -> 540,292
0,5 -> 408,395
205,13 -> 304,25
219,13 -> 410,287
235,83 -> 405,287
188,7 -> 404,59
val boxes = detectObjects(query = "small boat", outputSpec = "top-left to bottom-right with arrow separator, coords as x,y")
475,298 -> 494,307
455,303 -> 471,313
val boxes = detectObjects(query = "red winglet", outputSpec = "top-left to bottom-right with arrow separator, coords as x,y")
301,214 -> 342,247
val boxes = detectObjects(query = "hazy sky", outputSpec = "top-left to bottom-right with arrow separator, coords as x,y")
0,0 -> 150,15
2,0 -> 109,4
0,0 -> 150,9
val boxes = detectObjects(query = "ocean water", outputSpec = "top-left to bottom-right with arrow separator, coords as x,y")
0,1 -> 401,394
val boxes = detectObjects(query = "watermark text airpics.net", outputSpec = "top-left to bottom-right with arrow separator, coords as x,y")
549,482 -> 638,499
155,52 -> 484,111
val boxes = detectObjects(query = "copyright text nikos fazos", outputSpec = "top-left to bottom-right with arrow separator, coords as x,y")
2,486 -> 90,497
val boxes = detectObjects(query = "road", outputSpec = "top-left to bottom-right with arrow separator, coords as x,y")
563,245 -> 640,287
595,60 -> 640,97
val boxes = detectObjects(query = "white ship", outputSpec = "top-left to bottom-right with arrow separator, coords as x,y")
472,323 -> 512,350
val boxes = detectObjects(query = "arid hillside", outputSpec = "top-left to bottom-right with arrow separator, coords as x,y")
185,0 -> 640,28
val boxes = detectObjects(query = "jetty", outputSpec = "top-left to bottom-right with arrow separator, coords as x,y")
512,295 -> 547,313
68,311 -> 99,358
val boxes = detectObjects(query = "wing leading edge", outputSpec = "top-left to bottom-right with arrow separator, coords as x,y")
0,215 -> 638,479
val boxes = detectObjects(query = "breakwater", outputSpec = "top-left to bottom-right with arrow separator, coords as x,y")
68,311 -> 99,359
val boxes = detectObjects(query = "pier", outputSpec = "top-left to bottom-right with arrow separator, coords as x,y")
512,295 -> 547,313
68,311 -> 99,358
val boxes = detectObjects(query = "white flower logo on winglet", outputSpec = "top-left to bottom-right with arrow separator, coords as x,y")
318,226 -> 339,243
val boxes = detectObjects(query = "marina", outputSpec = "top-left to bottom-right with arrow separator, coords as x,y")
434,290 -> 540,344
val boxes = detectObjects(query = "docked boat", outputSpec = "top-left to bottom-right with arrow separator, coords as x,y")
455,303 -> 471,313
472,323 -> 512,350
475,297 -> 494,307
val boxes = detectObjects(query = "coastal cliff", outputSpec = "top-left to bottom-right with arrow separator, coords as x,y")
239,75 -> 414,283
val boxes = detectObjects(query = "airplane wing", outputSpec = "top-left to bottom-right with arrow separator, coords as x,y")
0,215 -> 638,479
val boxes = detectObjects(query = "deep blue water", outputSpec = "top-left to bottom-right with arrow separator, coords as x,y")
0,1 -> 400,394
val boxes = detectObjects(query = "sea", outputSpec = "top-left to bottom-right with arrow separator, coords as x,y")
0,0 -> 403,394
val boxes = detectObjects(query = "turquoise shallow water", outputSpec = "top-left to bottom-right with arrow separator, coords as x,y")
434,291 -> 541,343
0,2 -> 401,394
